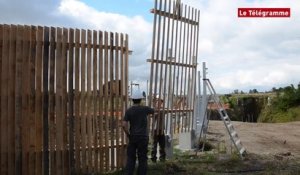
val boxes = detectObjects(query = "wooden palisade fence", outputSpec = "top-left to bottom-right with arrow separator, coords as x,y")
148,0 -> 200,134
0,24 -> 129,175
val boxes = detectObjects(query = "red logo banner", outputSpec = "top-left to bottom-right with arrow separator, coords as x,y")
238,8 -> 290,18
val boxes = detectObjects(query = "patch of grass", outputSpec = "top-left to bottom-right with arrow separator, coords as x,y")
259,106 -> 300,123
101,146 -> 300,175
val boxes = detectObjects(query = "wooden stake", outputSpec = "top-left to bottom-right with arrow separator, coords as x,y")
8,25 -> 16,175
74,29 -> 81,173
35,26 -> 43,175
80,29 -> 87,172
68,28 -> 75,175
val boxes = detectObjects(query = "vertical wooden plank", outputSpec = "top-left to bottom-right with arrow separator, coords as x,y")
109,32 -> 115,170
92,30 -> 98,172
43,26 -> 50,175
15,25 -> 23,175
191,10 -> 200,132
0,24 -> 2,175
157,0 -> 167,136
1,24 -> 9,175
179,5 -> 187,133
68,28 -> 75,175
114,33 -> 120,170
124,35 -> 129,119
119,34 -> 125,167
98,31 -> 104,172
80,29 -> 87,173
55,27 -> 63,175
153,0 -> 163,111
62,28 -> 69,175
35,26 -> 43,175
86,30 -> 93,173
49,27 -> 56,175
161,0 -> 171,135
28,25 -> 37,175
183,6 -> 191,132
149,0 -> 158,109
104,31 -> 109,171
152,0 -> 163,136
8,24 -> 16,175
175,3 -> 183,134
187,8 -> 195,132
166,0 -> 175,135
74,29 -> 81,173
22,25 -> 30,175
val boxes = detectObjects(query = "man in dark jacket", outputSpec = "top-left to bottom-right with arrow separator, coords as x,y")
122,90 -> 154,175
151,97 -> 166,162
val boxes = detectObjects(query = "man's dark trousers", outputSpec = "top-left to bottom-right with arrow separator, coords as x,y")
124,135 -> 149,175
151,134 -> 166,161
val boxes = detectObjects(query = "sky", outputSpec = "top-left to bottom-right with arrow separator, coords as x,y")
0,0 -> 299,94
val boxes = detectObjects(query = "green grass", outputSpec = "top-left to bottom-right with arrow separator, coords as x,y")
259,106 -> 300,123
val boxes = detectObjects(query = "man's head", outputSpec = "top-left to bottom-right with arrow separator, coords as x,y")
131,89 -> 144,104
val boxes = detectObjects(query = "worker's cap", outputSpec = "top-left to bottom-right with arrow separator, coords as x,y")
131,89 -> 145,99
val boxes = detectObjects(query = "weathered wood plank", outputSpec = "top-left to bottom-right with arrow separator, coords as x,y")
68,28 -> 75,175
28,25 -> 37,175
152,0 -> 163,136
80,29 -> 87,172
114,32 -> 120,169
22,25 -> 30,175
149,0 -> 159,112
74,29 -> 81,173
162,0 -> 172,136
15,25 -> 24,175
43,26 -> 50,175
124,35 -> 129,119
0,24 -> 2,175
8,24 -> 16,175
186,7 -> 195,132
170,0 -> 180,133
55,27 -> 63,175
119,34 -> 125,167
1,24 -> 9,175
92,30 -> 98,172
104,31 -> 109,171
182,6 -> 190,132
86,29 -> 93,173
98,31 -> 104,172
62,28 -> 69,175
156,0 -> 168,135
35,26 -> 43,175
109,32 -> 115,170
49,27 -> 56,175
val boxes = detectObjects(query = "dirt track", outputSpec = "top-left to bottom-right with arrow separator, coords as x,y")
207,121 -> 300,158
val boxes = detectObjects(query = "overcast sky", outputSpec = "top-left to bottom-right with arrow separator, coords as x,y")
1,0 -> 299,94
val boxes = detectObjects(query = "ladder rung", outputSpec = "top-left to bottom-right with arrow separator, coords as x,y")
223,116 -> 228,120
227,123 -> 233,128
231,131 -> 237,137
235,139 -> 241,146
239,147 -> 246,155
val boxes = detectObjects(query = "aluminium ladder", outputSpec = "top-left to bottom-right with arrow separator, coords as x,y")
203,78 -> 246,158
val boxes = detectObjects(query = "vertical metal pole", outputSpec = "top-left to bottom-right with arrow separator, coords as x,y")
199,62 -> 207,138
195,71 -> 201,136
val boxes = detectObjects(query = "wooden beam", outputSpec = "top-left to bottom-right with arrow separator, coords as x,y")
150,8 -> 199,25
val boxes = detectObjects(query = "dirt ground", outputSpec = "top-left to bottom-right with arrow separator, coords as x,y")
206,121 -> 300,158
